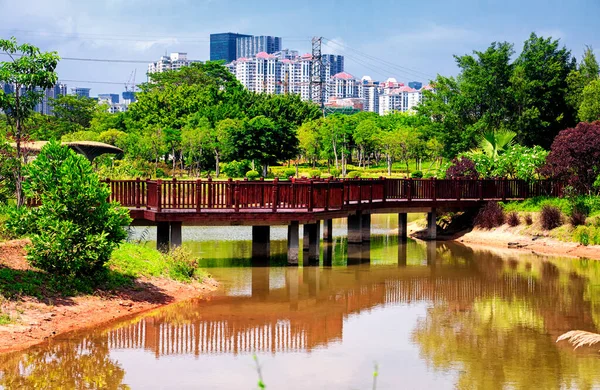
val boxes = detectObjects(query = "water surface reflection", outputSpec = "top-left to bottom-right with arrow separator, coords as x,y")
3,226 -> 600,388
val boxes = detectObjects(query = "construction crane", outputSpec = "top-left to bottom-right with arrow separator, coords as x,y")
125,69 -> 136,93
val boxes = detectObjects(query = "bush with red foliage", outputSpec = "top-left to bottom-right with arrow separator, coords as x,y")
474,202 -> 505,229
446,157 -> 479,179
507,212 -> 520,227
541,121 -> 600,193
540,205 -> 563,230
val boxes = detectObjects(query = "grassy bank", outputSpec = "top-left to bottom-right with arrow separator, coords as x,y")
0,242 -> 209,301
499,196 -> 600,246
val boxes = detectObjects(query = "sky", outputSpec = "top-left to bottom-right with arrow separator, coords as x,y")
1,0 -> 599,96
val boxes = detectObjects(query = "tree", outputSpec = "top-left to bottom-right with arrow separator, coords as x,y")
0,37 -> 59,206
511,33 -> 576,147
163,127 -> 182,173
0,138 -> 17,205
579,79 -> 600,122
541,122 -> 600,193
229,116 -> 280,176
298,120 -> 322,168
212,118 -> 240,177
567,46 -> 600,112
353,118 -> 379,168
50,94 -> 100,134
6,141 -> 131,278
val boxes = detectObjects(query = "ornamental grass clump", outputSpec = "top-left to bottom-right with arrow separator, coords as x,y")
6,141 -> 131,279
474,202 -> 505,229
540,205 -> 563,230
524,214 -> 533,225
507,212 -> 520,227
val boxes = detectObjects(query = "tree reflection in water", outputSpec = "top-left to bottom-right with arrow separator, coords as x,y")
0,338 -> 129,390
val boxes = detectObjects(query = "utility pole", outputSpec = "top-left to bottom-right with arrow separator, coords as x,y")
310,36 -> 325,116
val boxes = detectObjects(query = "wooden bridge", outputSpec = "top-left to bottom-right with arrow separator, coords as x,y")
103,177 -> 560,263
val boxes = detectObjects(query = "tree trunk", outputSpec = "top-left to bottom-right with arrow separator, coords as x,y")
262,162 -> 268,177
332,140 -> 339,169
387,153 -> 392,176
215,150 -> 220,178
14,86 -> 23,207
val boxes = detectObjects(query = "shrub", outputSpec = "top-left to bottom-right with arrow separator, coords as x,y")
524,214 -> 533,225
330,168 -> 341,178
0,140 -> 17,205
246,170 -> 260,180
163,246 -> 199,281
541,122 -> 600,193
6,141 -> 131,279
507,212 -> 520,227
474,202 -> 505,229
283,168 -> 296,178
540,205 -> 563,230
574,226 -> 591,246
570,210 -> 587,227
446,157 -> 479,179
411,170 -> 423,179
221,160 -> 251,178
309,169 -> 321,178
347,171 -> 362,179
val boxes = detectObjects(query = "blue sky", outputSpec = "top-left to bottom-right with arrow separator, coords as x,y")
1,0 -> 598,95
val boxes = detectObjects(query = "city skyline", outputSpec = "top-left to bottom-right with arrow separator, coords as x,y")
0,0 -> 598,95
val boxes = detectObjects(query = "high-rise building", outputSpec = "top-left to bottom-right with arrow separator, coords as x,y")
72,87 -> 91,98
237,35 -> 282,59
148,53 -> 199,74
122,91 -> 136,103
210,33 -> 251,63
98,93 -> 120,104
360,76 -> 379,113
378,86 -> 421,115
408,81 -> 422,90
323,54 -> 344,75
331,72 -> 359,99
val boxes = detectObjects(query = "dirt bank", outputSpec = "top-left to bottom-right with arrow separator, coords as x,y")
402,221 -> 600,261
0,240 -> 217,354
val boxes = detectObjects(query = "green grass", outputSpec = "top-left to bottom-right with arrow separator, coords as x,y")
0,312 -> 12,325
108,243 -> 209,283
502,196 -> 600,216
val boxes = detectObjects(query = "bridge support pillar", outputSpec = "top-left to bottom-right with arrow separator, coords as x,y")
156,222 -> 170,252
427,209 -> 437,240
303,223 -> 320,265
347,212 -> 362,244
252,226 -> 270,260
287,221 -> 300,265
323,219 -> 333,242
398,213 -> 408,241
170,222 -> 182,248
323,243 -> 333,267
361,213 -> 371,242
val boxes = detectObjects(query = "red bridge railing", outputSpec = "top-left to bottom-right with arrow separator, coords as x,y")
96,177 -> 562,212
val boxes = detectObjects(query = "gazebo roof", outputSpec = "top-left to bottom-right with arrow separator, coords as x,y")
12,141 -> 123,161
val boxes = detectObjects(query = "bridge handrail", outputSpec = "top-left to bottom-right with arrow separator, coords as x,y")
27,177 -> 562,212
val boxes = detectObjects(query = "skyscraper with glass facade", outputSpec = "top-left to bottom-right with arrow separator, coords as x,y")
210,33 -> 251,62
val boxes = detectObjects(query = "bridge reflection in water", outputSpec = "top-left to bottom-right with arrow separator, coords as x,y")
4,241 -> 600,389
102,242 -> 596,358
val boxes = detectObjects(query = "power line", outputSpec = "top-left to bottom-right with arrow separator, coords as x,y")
322,38 -> 436,80
0,52 -> 155,64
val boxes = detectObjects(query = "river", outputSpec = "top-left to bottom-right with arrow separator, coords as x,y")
2,214 -> 600,389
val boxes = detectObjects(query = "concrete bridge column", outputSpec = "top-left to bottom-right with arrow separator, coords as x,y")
398,213 -> 408,241
361,213 -> 371,242
287,221 -> 300,266
323,243 -> 333,267
303,223 -> 320,265
427,208 -> 437,240
157,222 -> 170,252
252,226 -> 271,260
170,222 -> 182,248
323,219 -> 333,242
347,212 -> 363,244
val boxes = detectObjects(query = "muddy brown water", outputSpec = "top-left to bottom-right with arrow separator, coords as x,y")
2,215 -> 600,389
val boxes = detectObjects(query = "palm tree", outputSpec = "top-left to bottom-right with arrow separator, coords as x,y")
476,130 -> 517,159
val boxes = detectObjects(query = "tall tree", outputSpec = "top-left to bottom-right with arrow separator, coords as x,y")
511,33 -> 576,147
0,37 -> 59,205
566,46 -> 599,115
579,79 -> 600,122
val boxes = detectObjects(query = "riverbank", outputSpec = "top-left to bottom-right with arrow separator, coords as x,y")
0,240 -> 217,353
406,220 -> 600,261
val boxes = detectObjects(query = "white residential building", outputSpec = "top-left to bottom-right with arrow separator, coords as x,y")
148,53 -> 200,74
378,86 -> 422,115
